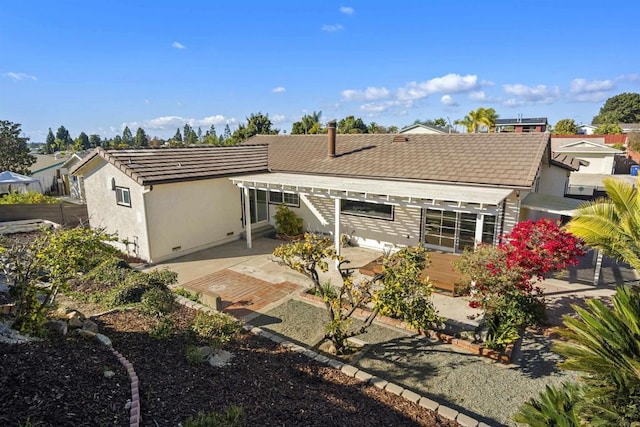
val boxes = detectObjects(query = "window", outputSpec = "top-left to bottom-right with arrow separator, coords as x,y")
340,200 -> 393,220
423,209 -> 497,252
115,186 -> 131,207
269,191 -> 299,207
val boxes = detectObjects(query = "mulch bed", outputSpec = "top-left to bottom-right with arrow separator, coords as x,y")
2,306 -> 458,426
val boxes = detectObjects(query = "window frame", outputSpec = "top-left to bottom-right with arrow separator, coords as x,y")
115,186 -> 131,207
340,199 -> 394,221
268,191 -> 299,208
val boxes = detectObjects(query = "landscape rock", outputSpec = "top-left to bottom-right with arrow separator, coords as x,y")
104,370 -> 115,379
77,329 -> 97,339
208,350 -> 234,367
198,346 -> 213,359
82,320 -> 99,334
66,310 -> 86,321
45,319 -> 68,336
68,317 -> 84,329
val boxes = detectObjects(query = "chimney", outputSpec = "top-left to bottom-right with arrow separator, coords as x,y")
327,120 -> 336,158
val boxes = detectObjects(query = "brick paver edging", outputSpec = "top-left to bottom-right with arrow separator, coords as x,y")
175,295 -> 492,427
300,291 -> 515,364
88,332 -> 141,427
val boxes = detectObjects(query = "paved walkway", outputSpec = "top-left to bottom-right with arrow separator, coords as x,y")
181,269 -> 302,319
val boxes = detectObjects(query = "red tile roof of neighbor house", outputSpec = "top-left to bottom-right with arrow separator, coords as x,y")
246,132 -> 552,189
71,145 -> 269,185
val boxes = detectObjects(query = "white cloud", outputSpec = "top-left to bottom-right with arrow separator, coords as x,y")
569,78 -> 614,94
568,78 -> 614,102
321,24 -> 343,32
503,98 -> 523,108
124,115 -> 237,131
272,86 -> 286,93
617,73 -> 640,82
502,83 -> 560,104
172,41 -> 186,49
468,91 -> 487,101
3,72 -> 37,81
440,95 -> 457,106
397,74 -> 480,100
339,6 -> 354,15
360,100 -> 414,114
341,86 -> 390,102
270,114 -> 287,124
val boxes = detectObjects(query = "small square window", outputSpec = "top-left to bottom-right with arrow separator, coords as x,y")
115,186 -> 131,207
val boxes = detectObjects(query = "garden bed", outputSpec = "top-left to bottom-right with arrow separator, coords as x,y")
1,305 -> 458,427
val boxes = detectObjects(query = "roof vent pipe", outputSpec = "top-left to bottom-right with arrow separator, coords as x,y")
327,120 -> 337,158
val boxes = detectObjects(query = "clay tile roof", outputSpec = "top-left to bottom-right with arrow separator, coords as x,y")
71,145 -> 269,185
246,132 -> 550,188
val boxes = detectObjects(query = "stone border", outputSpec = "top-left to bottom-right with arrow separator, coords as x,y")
300,291 -> 515,364
177,296 -> 495,427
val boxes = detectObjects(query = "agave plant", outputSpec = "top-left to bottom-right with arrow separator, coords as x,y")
512,382 -> 583,427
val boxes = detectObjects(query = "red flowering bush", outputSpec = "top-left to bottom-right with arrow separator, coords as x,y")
499,218 -> 586,285
455,218 -> 585,318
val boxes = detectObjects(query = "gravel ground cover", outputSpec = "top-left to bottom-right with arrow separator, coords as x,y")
252,298 -> 578,426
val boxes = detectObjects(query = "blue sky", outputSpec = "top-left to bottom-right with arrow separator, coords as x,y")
2,1 -> 639,141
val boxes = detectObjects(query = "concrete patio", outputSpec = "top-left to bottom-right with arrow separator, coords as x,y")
149,236 -> 635,328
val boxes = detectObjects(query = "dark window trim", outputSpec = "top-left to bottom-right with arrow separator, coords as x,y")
115,186 -> 131,208
268,191 -> 300,208
340,199 -> 394,221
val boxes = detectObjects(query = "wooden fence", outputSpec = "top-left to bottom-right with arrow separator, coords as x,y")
0,203 -> 89,227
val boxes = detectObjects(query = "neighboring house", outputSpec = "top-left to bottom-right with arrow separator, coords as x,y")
61,152 -> 89,200
399,123 -> 451,134
620,123 -> 640,133
71,146 -> 269,262
577,124 -> 597,135
72,131 -> 580,263
30,153 -> 71,193
551,137 -> 622,174
551,136 -> 631,197
494,117 -> 548,133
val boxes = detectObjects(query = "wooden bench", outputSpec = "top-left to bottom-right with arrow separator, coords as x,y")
358,251 -> 463,297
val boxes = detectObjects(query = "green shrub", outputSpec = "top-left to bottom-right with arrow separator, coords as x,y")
81,257 -> 132,287
174,287 -> 201,302
274,204 -> 303,236
149,317 -> 175,339
140,288 -> 176,317
513,382 -> 583,426
191,311 -> 241,349
185,345 -> 205,365
0,191 -> 58,204
183,406 -> 246,427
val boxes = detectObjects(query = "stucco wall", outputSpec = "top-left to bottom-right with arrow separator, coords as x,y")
571,154 -> 615,174
82,160 -> 151,259
144,178 -> 243,263
538,164 -> 569,197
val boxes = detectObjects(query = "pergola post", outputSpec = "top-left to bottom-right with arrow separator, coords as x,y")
243,186 -> 252,249
474,213 -> 485,248
593,249 -> 603,286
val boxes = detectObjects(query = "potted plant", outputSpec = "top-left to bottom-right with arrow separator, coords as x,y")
274,204 -> 303,240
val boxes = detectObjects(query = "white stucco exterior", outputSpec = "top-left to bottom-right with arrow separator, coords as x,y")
79,158 -> 244,263
81,158 -> 151,259
144,178 -> 243,262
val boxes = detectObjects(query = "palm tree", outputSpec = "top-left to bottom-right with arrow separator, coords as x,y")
455,109 -> 482,133
454,107 -> 498,133
566,177 -> 640,271
479,107 -> 498,132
